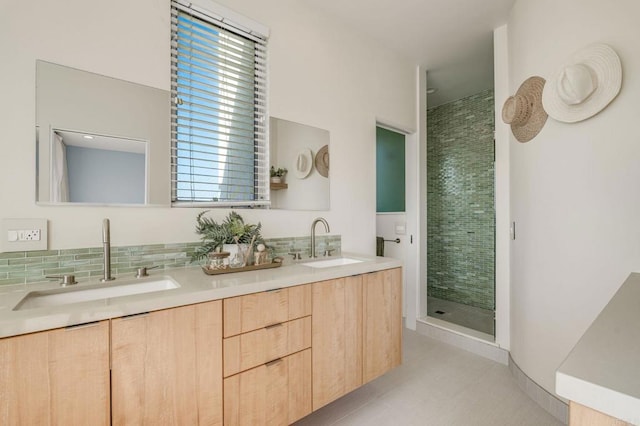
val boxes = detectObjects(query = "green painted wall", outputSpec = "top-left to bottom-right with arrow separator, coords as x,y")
427,90 -> 495,310
376,127 -> 405,212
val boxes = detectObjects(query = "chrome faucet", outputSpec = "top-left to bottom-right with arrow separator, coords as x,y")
310,217 -> 330,258
100,218 -> 115,282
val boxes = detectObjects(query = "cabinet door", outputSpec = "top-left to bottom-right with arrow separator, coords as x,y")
0,321 -> 110,425
224,349 -> 311,426
312,276 -> 363,410
111,301 -> 223,426
363,268 -> 402,383
569,401 -> 630,426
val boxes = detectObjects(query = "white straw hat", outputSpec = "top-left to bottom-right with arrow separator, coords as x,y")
542,43 -> 622,123
502,76 -> 548,143
293,148 -> 313,179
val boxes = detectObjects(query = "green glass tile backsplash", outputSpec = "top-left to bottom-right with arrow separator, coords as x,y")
0,235 -> 341,287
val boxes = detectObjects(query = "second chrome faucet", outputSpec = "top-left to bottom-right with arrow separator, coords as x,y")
310,217 -> 330,258
100,218 -> 115,282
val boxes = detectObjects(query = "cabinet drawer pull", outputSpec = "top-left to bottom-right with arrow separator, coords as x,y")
120,312 -> 150,320
265,287 -> 282,293
265,358 -> 282,367
264,322 -> 283,329
65,321 -> 101,330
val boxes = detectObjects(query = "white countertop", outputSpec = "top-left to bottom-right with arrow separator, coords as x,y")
0,253 -> 401,339
556,272 -> 640,425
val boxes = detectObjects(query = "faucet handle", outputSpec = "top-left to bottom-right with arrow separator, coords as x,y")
323,248 -> 335,257
46,274 -> 78,287
135,265 -> 159,279
288,252 -> 302,261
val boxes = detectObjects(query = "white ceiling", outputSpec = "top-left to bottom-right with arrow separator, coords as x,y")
302,0 -> 516,107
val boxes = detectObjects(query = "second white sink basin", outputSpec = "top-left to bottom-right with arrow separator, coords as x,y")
301,257 -> 363,268
13,277 -> 180,311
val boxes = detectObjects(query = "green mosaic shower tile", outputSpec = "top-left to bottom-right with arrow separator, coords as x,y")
427,89 -> 495,311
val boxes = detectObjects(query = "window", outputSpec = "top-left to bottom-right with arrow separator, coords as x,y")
170,1 -> 268,206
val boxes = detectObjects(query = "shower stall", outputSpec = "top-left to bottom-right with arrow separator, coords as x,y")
426,89 -> 496,338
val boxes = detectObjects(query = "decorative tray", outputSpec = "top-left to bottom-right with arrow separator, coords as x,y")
201,259 -> 283,276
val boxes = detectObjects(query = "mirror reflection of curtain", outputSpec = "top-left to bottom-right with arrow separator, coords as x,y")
51,132 -> 69,202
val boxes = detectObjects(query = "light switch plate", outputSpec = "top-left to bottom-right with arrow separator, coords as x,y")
1,218 -> 48,252
394,221 -> 407,235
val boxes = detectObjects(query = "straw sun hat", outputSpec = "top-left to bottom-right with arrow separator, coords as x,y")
315,145 -> 329,178
502,76 -> 548,143
542,43 -> 622,123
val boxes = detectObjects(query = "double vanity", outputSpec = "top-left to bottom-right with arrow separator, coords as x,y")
0,254 -> 402,425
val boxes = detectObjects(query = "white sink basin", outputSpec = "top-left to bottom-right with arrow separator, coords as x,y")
301,257 -> 364,268
13,277 -> 180,311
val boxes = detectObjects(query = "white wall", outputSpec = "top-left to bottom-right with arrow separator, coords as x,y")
0,0 -> 416,252
508,0 -> 640,396
493,24 -> 510,351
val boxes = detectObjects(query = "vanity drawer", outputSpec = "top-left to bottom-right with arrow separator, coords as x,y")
223,348 -> 312,426
223,316 -> 311,377
223,284 -> 311,337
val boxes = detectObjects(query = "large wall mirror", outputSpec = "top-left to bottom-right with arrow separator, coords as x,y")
269,117 -> 330,210
36,60 -> 171,206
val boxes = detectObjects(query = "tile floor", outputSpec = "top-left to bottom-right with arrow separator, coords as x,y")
427,296 -> 495,336
295,329 -> 564,426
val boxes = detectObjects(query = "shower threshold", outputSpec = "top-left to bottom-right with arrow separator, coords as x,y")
427,296 -> 494,337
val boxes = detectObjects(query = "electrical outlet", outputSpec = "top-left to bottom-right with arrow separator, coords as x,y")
1,219 -> 48,252
17,229 -> 41,241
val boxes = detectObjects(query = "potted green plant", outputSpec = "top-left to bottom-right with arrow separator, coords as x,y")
270,166 -> 288,183
191,211 -> 264,267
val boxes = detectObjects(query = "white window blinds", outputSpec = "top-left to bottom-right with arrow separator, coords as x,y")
170,1 -> 268,206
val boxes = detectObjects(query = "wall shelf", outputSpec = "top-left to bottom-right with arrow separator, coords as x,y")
270,182 -> 288,190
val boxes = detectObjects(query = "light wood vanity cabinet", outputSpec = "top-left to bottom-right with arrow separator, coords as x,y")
363,268 -> 403,383
0,266 -> 401,425
223,285 -> 313,425
111,300 -> 223,426
312,275 -> 363,410
311,268 -> 402,410
0,320 -> 110,425
569,402 -> 631,426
